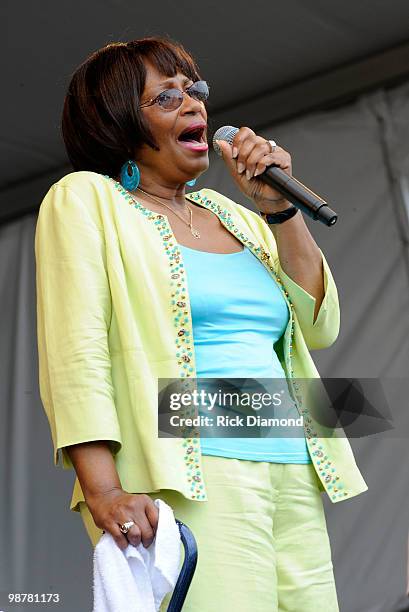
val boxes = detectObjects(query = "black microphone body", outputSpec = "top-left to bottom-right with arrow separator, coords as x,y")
213,126 -> 338,227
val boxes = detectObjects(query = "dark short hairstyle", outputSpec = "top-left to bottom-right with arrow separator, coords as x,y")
61,36 -> 204,177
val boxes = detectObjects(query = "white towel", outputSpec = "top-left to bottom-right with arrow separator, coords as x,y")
92,499 -> 182,612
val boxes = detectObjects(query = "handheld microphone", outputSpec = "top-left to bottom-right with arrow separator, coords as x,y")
212,125 -> 338,227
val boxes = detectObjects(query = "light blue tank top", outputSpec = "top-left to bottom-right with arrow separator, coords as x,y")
179,243 -> 311,463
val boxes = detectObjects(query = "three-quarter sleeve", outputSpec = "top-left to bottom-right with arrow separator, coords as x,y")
277,248 -> 340,350
35,183 -> 122,469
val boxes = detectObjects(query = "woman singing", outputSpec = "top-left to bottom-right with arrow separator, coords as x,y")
35,36 -> 368,611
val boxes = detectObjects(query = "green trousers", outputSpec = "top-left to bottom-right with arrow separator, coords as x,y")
79,455 -> 339,611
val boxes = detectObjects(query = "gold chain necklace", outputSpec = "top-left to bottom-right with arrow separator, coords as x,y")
128,186 -> 201,239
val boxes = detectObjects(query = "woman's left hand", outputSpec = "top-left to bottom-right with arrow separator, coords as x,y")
216,127 -> 292,212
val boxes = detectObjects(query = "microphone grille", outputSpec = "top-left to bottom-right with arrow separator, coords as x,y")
212,125 -> 239,156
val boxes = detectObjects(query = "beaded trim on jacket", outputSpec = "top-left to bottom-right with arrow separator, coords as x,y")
104,175 -> 348,503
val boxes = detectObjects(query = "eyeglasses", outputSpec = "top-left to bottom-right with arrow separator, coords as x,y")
139,80 -> 209,111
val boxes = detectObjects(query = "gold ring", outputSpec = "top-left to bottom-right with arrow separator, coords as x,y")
119,520 -> 135,534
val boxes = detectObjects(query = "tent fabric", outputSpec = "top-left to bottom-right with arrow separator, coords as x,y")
1,78 -> 409,611
3,1 -> 409,187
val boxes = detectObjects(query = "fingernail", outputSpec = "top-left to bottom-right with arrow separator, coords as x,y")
253,168 -> 260,177
237,162 -> 245,173
246,169 -> 252,180
232,146 -> 238,159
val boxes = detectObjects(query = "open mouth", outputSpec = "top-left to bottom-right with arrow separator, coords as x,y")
176,125 -> 208,151
177,126 -> 206,143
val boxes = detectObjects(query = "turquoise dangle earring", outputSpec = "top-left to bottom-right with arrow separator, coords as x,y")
120,160 -> 140,191
186,178 -> 197,188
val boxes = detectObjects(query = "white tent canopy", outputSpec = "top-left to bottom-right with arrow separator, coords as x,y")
2,0 -> 409,206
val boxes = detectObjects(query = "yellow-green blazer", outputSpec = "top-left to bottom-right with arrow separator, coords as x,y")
35,171 -> 368,512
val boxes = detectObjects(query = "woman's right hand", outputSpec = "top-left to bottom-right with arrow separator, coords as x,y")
86,489 -> 160,551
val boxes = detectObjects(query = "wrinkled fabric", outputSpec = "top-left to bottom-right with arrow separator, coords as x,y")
34,171 -> 368,512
